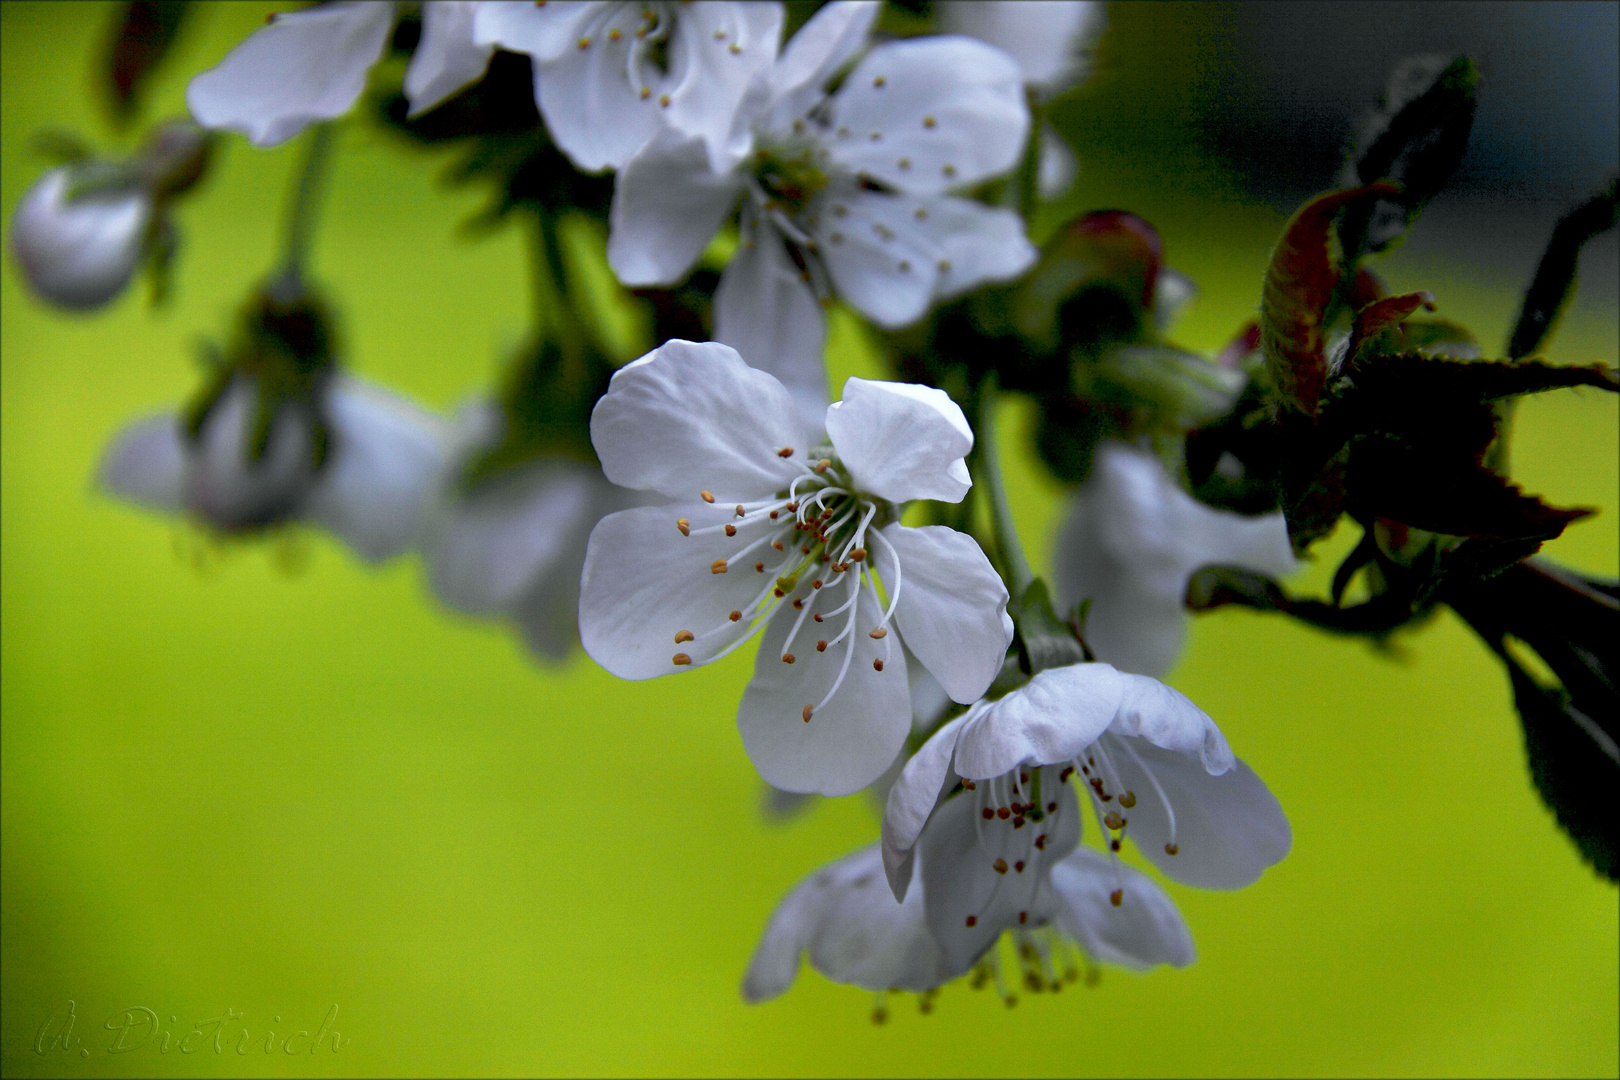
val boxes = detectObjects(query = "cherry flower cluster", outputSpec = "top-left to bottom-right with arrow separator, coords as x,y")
15,0 -> 1615,1021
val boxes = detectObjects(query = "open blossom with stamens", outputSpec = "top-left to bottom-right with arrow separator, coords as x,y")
474,1 -> 784,173
579,339 -> 1012,796
882,662 -> 1288,972
188,1 -> 494,147
608,0 -> 1036,422
742,838 -> 1193,1011
1053,441 -> 1297,677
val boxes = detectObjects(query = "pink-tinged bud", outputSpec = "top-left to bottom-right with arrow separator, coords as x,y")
11,167 -> 151,311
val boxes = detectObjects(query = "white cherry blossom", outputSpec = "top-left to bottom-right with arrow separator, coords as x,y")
1053,441 -> 1298,677
10,167 -> 152,310
474,1 -> 784,173
187,1 -> 493,148
742,838 -> 1192,1007
882,662 -> 1288,972
419,404 -> 633,661
608,0 -> 1036,421
579,339 -> 1012,796
935,1 -> 1106,199
100,375 -> 448,563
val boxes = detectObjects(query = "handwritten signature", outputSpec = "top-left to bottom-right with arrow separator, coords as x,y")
34,1001 -> 348,1057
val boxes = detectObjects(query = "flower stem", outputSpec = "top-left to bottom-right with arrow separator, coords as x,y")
975,381 -> 1034,599
277,122 -> 335,283
529,207 -> 589,365
1016,94 -> 1045,220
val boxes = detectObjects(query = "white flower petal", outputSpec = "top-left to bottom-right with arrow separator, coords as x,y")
1108,739 -> 1291,890
761,0 -> 879,129
667,2 -> 784,172
1111,672 -> 1235,774
511,546 -> 590,662
876,524 -> 1011,706
917,780 -> 1080,974
827,36 -> 1027,195
1048,847 -> 1195,970
579,500 -> 773,679
817,187 -> 1035,328
423,457 -> 599,613
98,412 -> 187,513
607,129 -> 745,285
10,169 -> 152,311
951,663 -> 1127,779
534,6 -> 666,172
589,339 -> 807,501
935,0 -> 1103,96
472,0 -> 593,61
714,204 -> 830,430
742,843 -> 950,1001
1038,125 -> 1077,199
738,579 -> 911,796
404,1 -> 494,116
305,377 -> 449,563
905,643 -> 951,733
825,383 -> 971,503
1054,441 -> 1297,677
186,2 -> 394,147
881,710 -> 974,900
185,378 -> 317,531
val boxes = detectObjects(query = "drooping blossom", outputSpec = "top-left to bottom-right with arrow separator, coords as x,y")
742,838 -> 1192,1009
473,1 -> 784,173
418,403 -> 633,661
10,167 -> 151,310
188,1 -> 494,147
882,661 -> 1288,972
608,0 -> 1036,422
1053,441 -> 1297,677
579,339 -> 1012,796
100,374 -> 447,564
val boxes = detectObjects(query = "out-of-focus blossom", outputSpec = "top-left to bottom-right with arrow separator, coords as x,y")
1053,441 -> 1297,678
101,374 -> 447,564
419,404 -> 631,660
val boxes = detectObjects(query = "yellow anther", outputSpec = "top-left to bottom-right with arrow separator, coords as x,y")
777,446 -> 794,458
676,518 -> 690,536
993,858 -> 1008,875
1110,889 -> 1123,907
728,42 -> 740,53
577,36 -> 591,48
729,610 -> 743,622
672,653 -> 692,665
850,548 -> 867,562
873,659 -> 884,672
700,490 -> 715,503
868,627 -> 887,639
640,87 -> 651,99
923,115 -> 936,128
659,94 -> 671,107
873,75 -> 886,87
724,524 -> 737,536
802,704 -> 813,722
674,630 -> 695,644
609,28 -> 621,40
782,653 -> 796,664
711,559 -> 728,574
816,640 -> 828,652
1164,842 -> 1179,856
1118,791 -> 1137,808
1103,812 -> 1125,830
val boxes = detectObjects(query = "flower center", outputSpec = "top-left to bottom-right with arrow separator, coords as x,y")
667,452 -> 903,718
753,141 -> 830,218
962,765 -> 1065,932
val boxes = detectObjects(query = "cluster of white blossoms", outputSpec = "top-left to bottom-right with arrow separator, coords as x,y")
20,0 -> 1307,1016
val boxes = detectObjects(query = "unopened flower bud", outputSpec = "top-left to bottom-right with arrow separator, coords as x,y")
10,166 -> 151,310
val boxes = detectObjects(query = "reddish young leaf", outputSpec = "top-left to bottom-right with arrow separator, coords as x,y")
1261,183 -> 1400,415
1346,290 -> 1436,364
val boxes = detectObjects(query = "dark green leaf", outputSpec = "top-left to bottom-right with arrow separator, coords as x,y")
1507,180 -> 1620,359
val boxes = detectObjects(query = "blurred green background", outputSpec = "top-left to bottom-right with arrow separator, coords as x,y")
3,3 -> 1616,1076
